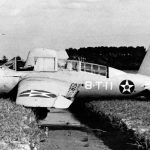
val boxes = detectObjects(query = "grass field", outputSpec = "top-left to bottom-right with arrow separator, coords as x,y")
1,96 -> 150,149
0,98 -> 46,149
81,98 -> 150,150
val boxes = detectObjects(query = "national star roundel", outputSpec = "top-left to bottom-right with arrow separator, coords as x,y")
119,80 -> 135,94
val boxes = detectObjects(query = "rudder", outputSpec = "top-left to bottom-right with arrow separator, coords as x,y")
138,46 -> 150,76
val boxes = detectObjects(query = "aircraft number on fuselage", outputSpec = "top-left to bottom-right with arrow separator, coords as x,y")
119,80 -> 135,94
84,81 -> 113,90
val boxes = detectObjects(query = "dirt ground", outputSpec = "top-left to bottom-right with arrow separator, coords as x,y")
39,129 -> 114,150
38,110 -> 111,150
38,110 -> 126,150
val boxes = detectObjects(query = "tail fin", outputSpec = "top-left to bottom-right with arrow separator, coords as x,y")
138,46 -> 150,76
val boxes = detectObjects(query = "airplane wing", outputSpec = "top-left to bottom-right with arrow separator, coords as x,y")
16,77 -> 80,109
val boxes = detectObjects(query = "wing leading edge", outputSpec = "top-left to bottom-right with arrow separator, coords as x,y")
16,77 -> 80,109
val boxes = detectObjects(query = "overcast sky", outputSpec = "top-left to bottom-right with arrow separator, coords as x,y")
0,0 -> 150,59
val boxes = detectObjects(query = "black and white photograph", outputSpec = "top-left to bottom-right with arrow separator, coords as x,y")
0,0 -> 150,150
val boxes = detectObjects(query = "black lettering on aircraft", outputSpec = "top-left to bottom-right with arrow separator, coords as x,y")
66,83 -> 80,98
119,80 -> 135,94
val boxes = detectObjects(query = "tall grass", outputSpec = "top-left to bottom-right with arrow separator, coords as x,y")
0,98 -> 45,148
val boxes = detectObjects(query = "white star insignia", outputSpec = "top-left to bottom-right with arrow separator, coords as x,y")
19,90 -> 57,98
120,80 -> 134,93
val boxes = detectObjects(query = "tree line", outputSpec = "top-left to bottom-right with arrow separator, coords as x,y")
0,56 -> 25,69
0,56 -> 8,65
66,46 -> 146,70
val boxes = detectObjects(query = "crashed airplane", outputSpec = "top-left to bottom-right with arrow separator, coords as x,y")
0,47 -> 150,109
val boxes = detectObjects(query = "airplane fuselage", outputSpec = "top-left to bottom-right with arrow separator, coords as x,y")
0,67 -> 148,100
28,70 -> 148,99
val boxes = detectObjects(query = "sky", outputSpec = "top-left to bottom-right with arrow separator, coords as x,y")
0,0 -> 150,59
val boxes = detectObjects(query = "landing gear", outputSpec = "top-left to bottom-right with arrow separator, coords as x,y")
142,90 -> 150,100
32,107 -> 49,120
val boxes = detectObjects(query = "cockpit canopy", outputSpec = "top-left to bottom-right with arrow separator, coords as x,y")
25,48 -> 58,71
58,59 -> 108,77
2,48 -> 109,77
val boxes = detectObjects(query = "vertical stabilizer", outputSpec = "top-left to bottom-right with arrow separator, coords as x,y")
138,46 -> 150,76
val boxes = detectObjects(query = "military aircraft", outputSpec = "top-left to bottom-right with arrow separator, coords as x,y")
0,47 -> 150,110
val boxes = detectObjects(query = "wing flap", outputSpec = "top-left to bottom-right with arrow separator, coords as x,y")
53,96 -> 73,109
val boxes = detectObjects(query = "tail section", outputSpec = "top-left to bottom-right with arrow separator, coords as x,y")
138,46 -> 150,76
